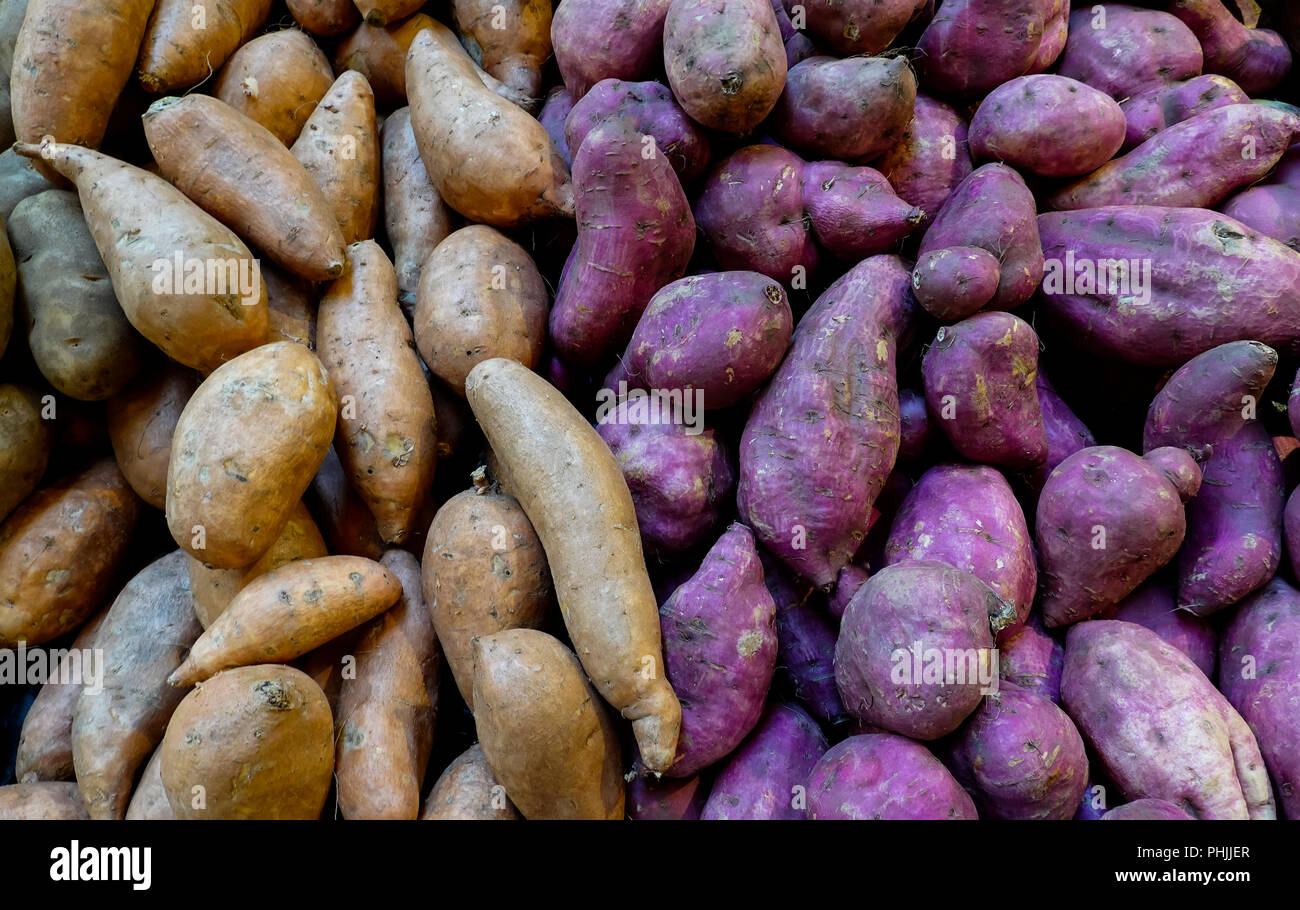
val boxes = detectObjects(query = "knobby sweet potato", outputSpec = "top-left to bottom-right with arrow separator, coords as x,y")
801,160 -> 925,260
910,247 -> 1002,321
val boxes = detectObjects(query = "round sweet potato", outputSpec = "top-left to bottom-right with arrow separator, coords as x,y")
106,364 -> 201,510
214,29 -> 335,146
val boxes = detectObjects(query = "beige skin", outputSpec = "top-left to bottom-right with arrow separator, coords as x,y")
214,30 -> 335,147
422,486 -> 551,706
0,459 -> 140,647
106,364 -> 200,510
14,142 -> 269,372
288,0 -> 359,34
353,0 -> 423,26
473,629 -> 625,819
415,226 -> 549,397
160,664 -> 334,819
124,745 -> 175,819
406,29 -> 573,228
168,556 -> 402,687
72,551 -> 202,820
452,0 -> 552,106
263,263 -> 317,349
0,384 -> 50,523
166,342 -> 336,569
142,94 -> 347,281
465,358 -> 682,771
0,782 -> 89,819
291,71 -> 380,244
382,108 -> 452,313
421,743 -> 521,820
335,549 -> 441,819
318,241 -> 436,544
137,0 -> 273,94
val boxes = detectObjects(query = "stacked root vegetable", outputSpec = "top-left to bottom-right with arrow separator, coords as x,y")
1,0 -> 1298,822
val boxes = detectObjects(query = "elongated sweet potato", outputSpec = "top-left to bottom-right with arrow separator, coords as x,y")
876,94 -> 971,229
552,0 -> 669,99
452,0 -> 552,104
214,30 -> 335,147
382,107 -> 452,312
124,745 -> 174,819
288,0 -> 359,35
1106,580 -> 1216,679
1056,4 -> 1203,100
565,78 -> 711,183
0,383 -> 51,523
1143,341 -> 1278,454
1220,180 -> 1300,251
770,55 -> 915,162
290,70 -> 379,244
801,161 -> 925,261
137,0 -> 273,94
915,0 -> 1053,97
538,86 -> 574,167
1120,74 -> 1250,150
807,734 -> 978,819
1170,0 -> 1291,95
106,365 -> 200,510
465,357 -> 681,771
700,701 -> 827,820
0,782 -> 89,819
420,743 -> 521,820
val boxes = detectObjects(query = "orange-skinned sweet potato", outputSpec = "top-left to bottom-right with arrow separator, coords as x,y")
106,364 -> 201,510
291,70 -> 380,243
420,743 -> 521,819
137,0 -> 274,94
214,29 -> 336,147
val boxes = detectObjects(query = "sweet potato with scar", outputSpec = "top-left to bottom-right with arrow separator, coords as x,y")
798,0 -> 915,55
1143,341 -> 1278,454
915,0 -> 1054,97
801,161 -> 925,261
1120,75 -> 1249,150
215,30 -> 335,147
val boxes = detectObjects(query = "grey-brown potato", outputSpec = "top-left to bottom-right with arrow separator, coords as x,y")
106,364 -> 201,510
0,146 -> 50,222
381,107 -> 452,314
0,208 -> 13,359
414,226 -> 549,397
420,743 -> 521,819
0,383 -> 50,522
124,744 -> 175,819
291,70 -> 380,244
166,341 -> 337,569
472,629 -> 624,819
0,782 -> 90,819
214,29 -> 335,146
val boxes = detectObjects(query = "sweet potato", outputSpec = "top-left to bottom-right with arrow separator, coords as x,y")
161,664 -> 334,819
700,701 -> 828,820
552,0 -> 669,99
914,0 -> 1053,97
354,0 -> 421,26
1102,799 -> 1196,820
0,782 -> 90,819
308,445 -> 386,560
124,745 -> 174,819
72,550 -> 202,819
472,628 -> 624,819
382,107 -> 452,313
214,30 -> 335,147
166,342 -> 336,569
290,71 -> 379,244
169,556 -> 402,687
565,78 -> 711,184
1120,74 -> 1250,151
422,485 -> 551,706
801,160 -> 925,260
910,246 -> 1002,321
797,0 -> 914,55
1022,372 -> 1095,495
876,94 -> 971,229
1144,446 -> 1203,503
1056,4 -> 1204,100
12,142 -> 269,372
1170,0 -> 1292,95
288,0 -> 359,35
465,357 -> 682,771
421,743 -> 521,820
996,612 -> 1063,703
1106,580 -> 1216,679
1061,620 -> 1274,819
807,734 -> 978,819
136,0 -> 272,93
625,761 -> 707,820
0,146 -> 51,222
143,93 -> 348,281
104,365 -> 199,511
1219,181 -> 1300,251
406,28 -> 572,228
414,226 -> 548,395
0,459 -> 139,646
538,86 -> 574,167
762,554 -> 847,723
452,0 -> 552,105
0,383 -> 50,523
1143,341 -> 1278,455
897,388 -> 932,461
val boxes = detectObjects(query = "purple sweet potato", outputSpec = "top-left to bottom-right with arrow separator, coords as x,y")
1288,486 -> 1300,575
826,565 -> 869,625
1169,0 -> 1292,96
537,86 -> 575,167
1177,421 -> 1283,616
800,161 -> 924,260
625,758 -> 707,819
910,246 -> 1001,321
1143,446 -> 1203,503
797,0 -> 916,56
769,56 -> 916,163
595,399 -> 734,554
762,553 -> 847,725
661,523 -> 778,777
1061,620 -> 1275,820
1292,366 -> 1300,439
1106,580 -> 1216,679
1219,577 -> 1300,819
769,0 -> 816,67
914,0 -> 1053,98
1143,341 -> 1278,455
835,561 -> 1014,740
917,164 -> 1045,312
1220,182 -> 1300,251
1056,4 -> 1204,101
1022,371 -> 1095,494
1028,0 -> 1068,73
565,79 -> 711,183
1120,74 -> 1250,151
806,733 -> 978,819
1049,105 -> 1300,212
737,255 -> 915,586
945,681 -> 1088,820
700,701 -> 828,820
549,117 -> 694,366
1036,207 -> 1300,365
551,0 -> 671,99
1036,446 -> 1189,627
897,388 -> 932,461
1102,798 -> 1196,820
970,75 -> 1125,179
996,612 -> 1063,703
922,312 -> 1049,469
876,94 -> 971,230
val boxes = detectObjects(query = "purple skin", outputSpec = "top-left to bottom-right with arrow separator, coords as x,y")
834,561 -> 1014,741
1219,577 -> 1300,820
1102,799 -> 1196,820
1056,5 -> 1204,101
970,75 -> 1126,178
1036,446 -> 1187,628
769,0 -> 816,67
769,56 -> 917,163
996,612 -> 1064,704
737,255 -> 915,586
1220,183 -> 1300,251
613,271 -> 793,410
1022,371 -> 1095,494
700,701 -> 828,820
944,681 -> 1089,820
918,164 -> 1044,312
551,0 -> 671,99
1037,207 -> 1300,366
875,94 -> 971,229
596,400 -> 734,555
826,564 -> 869,625
1027,0 -> 1068,72
537,86 -> 575,168
1288,487 -> 1300,580
661,523 -> 779,778
549,117 -> 694,367
1178,421 -> 1284,617
564,79 -> 711,184
1169,0 -> 1292,96
1061,620 -> 1276,820
1103,580 -> 1216,680
1074,783 -> 1111,820
761,551 -> 848,724
910,246 -> 1001,321
801,161 -> 925,260
1274,143 -> 1300,186
897,388 -> 931,460
922,312 -> 1049,469
695,145 -> 819,285
807,734 -> 978,819
626,762 -> 707,819
1142,446 -> 1202,503
1292,366 -> 1300,439
1119,74 -> 1249,151
796,0 -> 916,56
855,469 -> 913,575
914,0 -> 1051,98
1143,341 -> 1278,455
1050,105 -> 1300,211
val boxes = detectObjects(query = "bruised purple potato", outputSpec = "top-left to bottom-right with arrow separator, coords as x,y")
1105,580 -> 1215,679
564,79 -> 711,183
801,161 -> 924,260
760,552 -> 846,725
876,94 -> 971,229
807,734 -> 978,820
911,246 -> 1001,321
552,0 -> 671,99
1022,371 -> 1095,495
996,612 -> 1064,703
1143,341 -> 1278,455
537,86 -> 574,167
1120,74 -> 1249,150
1102,799 -> 1196,820
1056,4 -> 1204,101
661,524 -> 778,777
700,701 -> 828,820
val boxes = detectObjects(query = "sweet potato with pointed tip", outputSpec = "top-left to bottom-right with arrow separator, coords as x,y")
1143,341 -> 1278,454
801,161 -> 925,261
0,384 -> 51,523
1056,4 -> 1203,100
291,70 -> 380,244
807,733 -> 978,819
214,30 -> 335,147
1144,446 -> 1202,502
106,365 -> 200,510
452,0 -> 552,105
136,0 -> 273,94
382,107 -> 452,313
876,94 -> 971,229
421,743 -> 521,819
700,701 -> 828,820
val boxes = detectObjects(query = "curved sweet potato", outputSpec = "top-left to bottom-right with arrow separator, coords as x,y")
1169,0 -> 1291,95
801,161 -> 925,260
1143,340 -> 1278,454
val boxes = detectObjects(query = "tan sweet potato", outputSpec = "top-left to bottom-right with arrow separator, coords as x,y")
142,93 -> 348,281
294,626 -> 362,717
452,0 -> 552,105
0,459 -> 140,647
0,782 -> 89,819
465,357 -> 681,771
137,0 -> 274,94
124,745 -> 174,819
72,550 -> 202,819
106,364 -> 201,510
354,0 -> 422,26
420,743 -> 521,819
473,629 -> 624,819
0,383 -> 50,523
422,484 -> 551,705
263,263 -> 317,348
160,664 -> 334,819
214,29 -> 335,147
169,555 -> 402,686
307,444 -> 387,559
382,107 -> 452,313
288,0 -> 359,35
335,549 -> 441,819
